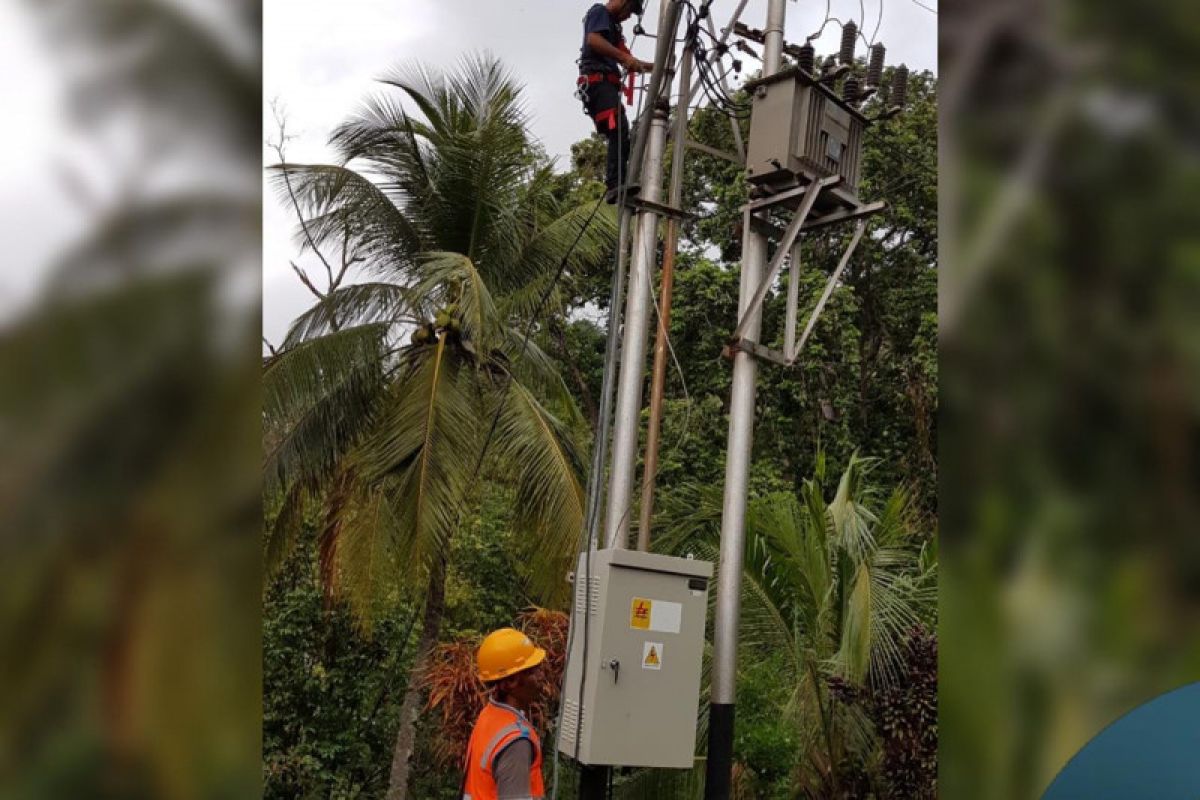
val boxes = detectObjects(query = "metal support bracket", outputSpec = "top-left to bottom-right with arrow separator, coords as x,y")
731,176 -> 838,340
728,185 -> 876,368
792,220 -> 867,359
724,337 -> 791,366
624,195 -> 697,221
685,139 -> 743,166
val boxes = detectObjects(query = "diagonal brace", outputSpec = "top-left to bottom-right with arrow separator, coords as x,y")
732,176 -> 838,340
789,220 -> 868,362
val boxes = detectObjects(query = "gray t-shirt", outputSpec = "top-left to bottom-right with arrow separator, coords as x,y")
493,738 -> 535,799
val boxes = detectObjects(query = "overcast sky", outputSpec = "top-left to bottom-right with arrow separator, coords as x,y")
263,0 -> 937,347
0,1 -> 80,322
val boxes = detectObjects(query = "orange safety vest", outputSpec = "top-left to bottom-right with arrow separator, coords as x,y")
462,699 -> 545,800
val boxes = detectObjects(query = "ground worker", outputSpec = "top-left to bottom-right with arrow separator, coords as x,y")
461,628 -> 548,800
577,0 -> 654,203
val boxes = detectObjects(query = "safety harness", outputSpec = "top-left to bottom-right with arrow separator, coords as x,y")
577,41 -> 636,131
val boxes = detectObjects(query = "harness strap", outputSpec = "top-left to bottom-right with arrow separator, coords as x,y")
617,41 -> 637,105
594,107 -> 618,131
577,72 -> 623,86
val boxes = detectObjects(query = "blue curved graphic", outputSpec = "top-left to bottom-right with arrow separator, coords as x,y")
1042,681 -> 1200,799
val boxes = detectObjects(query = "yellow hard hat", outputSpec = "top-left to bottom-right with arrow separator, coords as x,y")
477,628 -> 547,682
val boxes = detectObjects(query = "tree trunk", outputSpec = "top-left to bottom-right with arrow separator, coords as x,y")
385,556 -> 447,800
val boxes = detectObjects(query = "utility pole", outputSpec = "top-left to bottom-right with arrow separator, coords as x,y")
705,0 -> 787,797
638,44 -> 693,550
603,0 -> 684,550
604,103 -> 669,550
577,4 -> 685,797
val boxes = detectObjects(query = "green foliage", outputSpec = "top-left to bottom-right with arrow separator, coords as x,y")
658,456 -> 936,798
263,548 -> 417,799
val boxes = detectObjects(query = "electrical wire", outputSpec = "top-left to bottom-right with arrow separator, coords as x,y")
680,0 -> 752,121
869,0 -> 884,46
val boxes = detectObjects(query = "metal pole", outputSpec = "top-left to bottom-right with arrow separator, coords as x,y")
604,103 -> 670,549
761,0 -> 786,73
705,1 -> 786,797
624,0 -> 684,189
638,47 -> 692,552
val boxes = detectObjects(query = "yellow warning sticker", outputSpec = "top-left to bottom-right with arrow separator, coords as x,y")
630,597 -> 652,629
642,641 -> 663,670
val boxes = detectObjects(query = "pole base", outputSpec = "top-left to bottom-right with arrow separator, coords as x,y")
704,703 -> 736,800
579,764 -> 609,800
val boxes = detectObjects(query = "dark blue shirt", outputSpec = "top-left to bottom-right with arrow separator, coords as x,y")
579,4 -> 624,75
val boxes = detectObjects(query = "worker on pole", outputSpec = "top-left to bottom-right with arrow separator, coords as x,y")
577,0 -> 653,203
461,628 -> 548,800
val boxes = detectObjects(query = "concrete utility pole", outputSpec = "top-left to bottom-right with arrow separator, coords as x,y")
705,0 -> 787,797
638,44 -> 693,550
603,0 -> 683,550
604,105 -> 669,549
578,3 -> 686,796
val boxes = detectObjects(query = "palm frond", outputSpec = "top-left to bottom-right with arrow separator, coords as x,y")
497,326 -> 585,429
828,454 -> 881,563
352,338 -> 480,574
837,562 -> 874,683
497,197 -> 618,303
266,163 -> 426,280
371,56 -> 535,263
263,323 -> 388,494
282,283 -> 422,347
264,477 -> 313,577
333,477 -> 410,631
491,381 -> 586,606
412,252 -> 502,351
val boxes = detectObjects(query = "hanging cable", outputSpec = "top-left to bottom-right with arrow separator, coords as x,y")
869,0 -> 885,46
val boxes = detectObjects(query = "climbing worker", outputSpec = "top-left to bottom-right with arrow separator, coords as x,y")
461,628 -> 548,800
577,0 -> 654,203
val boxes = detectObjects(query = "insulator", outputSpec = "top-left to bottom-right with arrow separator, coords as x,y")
839,21 -> 857,65
891,64 -> 909,107
798,40 -> 815,74
843,75 -> 861,104
867,43 -> 885,87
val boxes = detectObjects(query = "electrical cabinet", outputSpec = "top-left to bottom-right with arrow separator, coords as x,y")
557,548 -> 712,769
745,67 -> 868,194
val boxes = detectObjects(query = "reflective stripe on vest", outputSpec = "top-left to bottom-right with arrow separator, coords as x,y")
462,700 -> 545,800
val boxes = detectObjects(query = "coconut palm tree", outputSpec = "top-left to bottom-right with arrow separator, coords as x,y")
263,54 -> 615,800
657,454 -> 937,797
